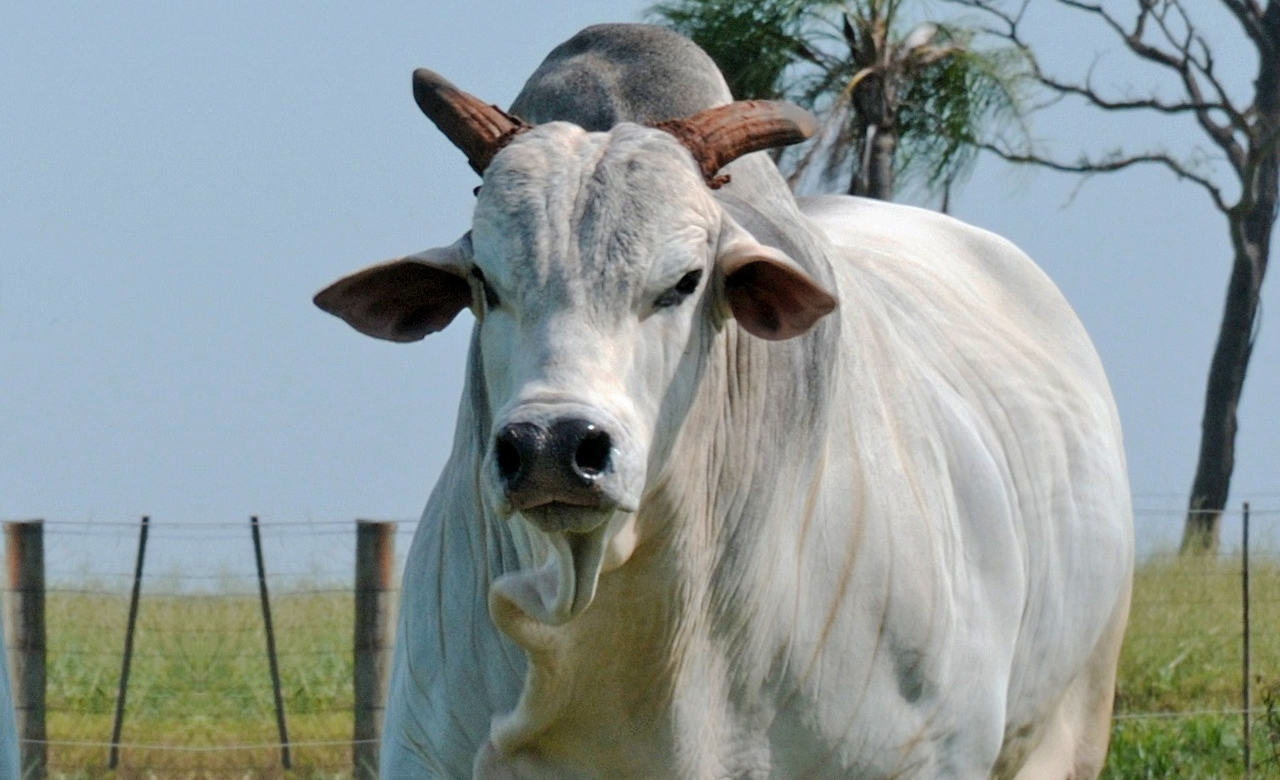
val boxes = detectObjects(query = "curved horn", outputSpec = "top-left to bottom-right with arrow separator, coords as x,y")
412,68 -> 531,176
653,101 -> 816,189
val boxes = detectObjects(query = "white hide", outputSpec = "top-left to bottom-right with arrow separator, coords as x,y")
319,23 -> 1133,780
357,130 -> 1133,780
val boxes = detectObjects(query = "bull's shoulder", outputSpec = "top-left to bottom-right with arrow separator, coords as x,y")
799,194 -> 1117,437
509,23 -> 733,128
799,195 -> 1089,351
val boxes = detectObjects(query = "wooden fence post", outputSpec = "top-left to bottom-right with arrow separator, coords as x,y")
353,521 -> 396,780
4,521 -> 46,780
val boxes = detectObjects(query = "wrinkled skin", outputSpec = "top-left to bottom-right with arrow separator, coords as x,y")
316,23 -> 1133,780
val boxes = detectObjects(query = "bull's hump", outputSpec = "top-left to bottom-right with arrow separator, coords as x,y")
510,23 -> 734,129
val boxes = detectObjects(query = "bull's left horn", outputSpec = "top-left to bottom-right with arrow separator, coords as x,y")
412,68 -> 531,176
654,101 -> 816,189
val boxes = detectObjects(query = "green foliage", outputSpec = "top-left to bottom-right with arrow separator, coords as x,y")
649,0 -> 1030,201
647,0 -> 807,101
895,40 -> 1026,198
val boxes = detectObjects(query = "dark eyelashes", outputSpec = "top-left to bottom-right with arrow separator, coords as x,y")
654,269 -> 703,309
470,267 -> 703,312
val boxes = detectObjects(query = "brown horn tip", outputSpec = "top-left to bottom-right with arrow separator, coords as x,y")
412,68 -> 531,176
653,101 -> 816,188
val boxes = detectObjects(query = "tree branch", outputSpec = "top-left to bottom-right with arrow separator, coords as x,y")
978,142 -> 1231,211
1143,1 -> 1249,171
1219,0 -> 1271,51
1034,73 -> 1220,117
952,0 -> 1250,174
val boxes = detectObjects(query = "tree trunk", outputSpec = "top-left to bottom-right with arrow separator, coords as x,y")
1181,4 -> 1279,553
851,124 -> 897,200
1180,236 -> 1265,553
868,126 -> 896,200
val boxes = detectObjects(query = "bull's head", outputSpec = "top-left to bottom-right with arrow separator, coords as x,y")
316,70 -> 836,626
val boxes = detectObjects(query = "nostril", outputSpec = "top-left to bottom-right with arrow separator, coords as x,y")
574,426 -> 612,477
495,423 -> 541,484
496,436 -> 522,481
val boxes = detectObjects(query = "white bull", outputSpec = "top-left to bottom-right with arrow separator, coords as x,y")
316,24 -> 1133,780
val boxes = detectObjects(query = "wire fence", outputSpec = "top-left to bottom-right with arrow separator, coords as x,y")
4,518 -> 413,779
1,505 -> 1278,778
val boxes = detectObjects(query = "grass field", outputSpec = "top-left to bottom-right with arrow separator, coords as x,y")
42,585 -> 355,779
25,555 -> 1280,779
1105,554 -> 1280,778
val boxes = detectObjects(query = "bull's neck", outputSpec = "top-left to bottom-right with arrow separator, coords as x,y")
480,303 -> 839,777
484,520 -> 684,776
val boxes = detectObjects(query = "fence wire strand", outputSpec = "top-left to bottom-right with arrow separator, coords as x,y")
2,508 -> 1278,774
0,516 -> 404,776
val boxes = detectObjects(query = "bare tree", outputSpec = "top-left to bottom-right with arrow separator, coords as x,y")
956,0 -> 1279,553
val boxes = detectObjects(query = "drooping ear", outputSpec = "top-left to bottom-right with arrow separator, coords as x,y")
717,220 -> 837,341
313,234 -> 474,342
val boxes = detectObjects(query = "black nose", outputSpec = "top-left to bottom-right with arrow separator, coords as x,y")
554,418 -> 613,481
494,422 -> 539,486
493,418 -> 614,507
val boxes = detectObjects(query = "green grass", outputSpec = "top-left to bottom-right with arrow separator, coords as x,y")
1104,554 -> 1280,778
31,556 -> 1280,778
43,585 -> 356,779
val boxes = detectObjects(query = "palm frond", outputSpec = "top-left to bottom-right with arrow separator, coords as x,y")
651,0 -> 1034,202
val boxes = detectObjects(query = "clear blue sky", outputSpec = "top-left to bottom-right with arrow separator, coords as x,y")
2,1 -> 1276,574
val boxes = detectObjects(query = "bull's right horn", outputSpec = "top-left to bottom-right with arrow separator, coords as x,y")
412,68 -> 531,176
654,101 -> 816,189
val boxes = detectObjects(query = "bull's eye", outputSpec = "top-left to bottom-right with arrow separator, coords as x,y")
471,268 -> 501,309
654,270 -> 703,309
